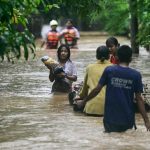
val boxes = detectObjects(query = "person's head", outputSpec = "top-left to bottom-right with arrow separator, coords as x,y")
117,45 -> 132,63
50,20 -> 58,30
66,19 -> 73,28
96,46 -> 109,62
106,37 -> 120,55
57,44 -> 70,62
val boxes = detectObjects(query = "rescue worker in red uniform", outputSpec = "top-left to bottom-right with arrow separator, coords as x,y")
46,20 -> 60,49
60,19 -> 80,49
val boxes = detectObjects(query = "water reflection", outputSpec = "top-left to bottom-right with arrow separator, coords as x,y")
0,36 -> 150,150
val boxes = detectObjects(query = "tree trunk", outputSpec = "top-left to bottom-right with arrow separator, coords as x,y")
28,14 -> 44,38
129,0 -> 139,53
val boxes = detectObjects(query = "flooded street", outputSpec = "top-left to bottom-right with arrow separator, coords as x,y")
0,35 -> 150,150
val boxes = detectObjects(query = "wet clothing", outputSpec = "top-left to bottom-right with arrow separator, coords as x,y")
99,65 -> 143,132
52,60 -> 77,93
52,79 -> 71,93
104,121 -> 133,132
46,30 -> 60,49
60,27 -> 80,48
79,60 -> 112,115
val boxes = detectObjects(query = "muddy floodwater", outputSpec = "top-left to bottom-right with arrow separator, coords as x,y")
0,34 -> 150,150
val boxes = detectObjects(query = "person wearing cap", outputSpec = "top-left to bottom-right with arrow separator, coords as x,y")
45,20 -> 60,49
73,46 -> 112,115
60,19 -> 80,49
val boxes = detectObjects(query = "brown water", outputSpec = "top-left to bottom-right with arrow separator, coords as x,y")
0,35 -> 150,150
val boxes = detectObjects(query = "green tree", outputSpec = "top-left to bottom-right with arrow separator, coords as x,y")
129,0 -> 139,53
52,0 -> 149,53
0,0 -> 58,62
137,0 -> 150,51
1,0 -> 149,60
88,0 -> 129,35
90,0 -> 149,53
41,0 -> 102,29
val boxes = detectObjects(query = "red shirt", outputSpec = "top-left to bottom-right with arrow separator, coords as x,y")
110,55 -> 119,64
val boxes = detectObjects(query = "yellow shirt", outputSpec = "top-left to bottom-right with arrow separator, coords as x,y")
79,60 -> 112,115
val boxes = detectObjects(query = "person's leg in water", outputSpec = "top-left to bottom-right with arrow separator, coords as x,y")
103,121 -> 133,133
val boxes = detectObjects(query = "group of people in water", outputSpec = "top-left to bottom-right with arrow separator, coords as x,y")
42,30 -> 150,133
42,19 -> 80,49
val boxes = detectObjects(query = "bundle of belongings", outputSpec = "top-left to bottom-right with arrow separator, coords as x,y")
41,56 -> 64,77
41,55 -> 59,71
41,56 -> 70,92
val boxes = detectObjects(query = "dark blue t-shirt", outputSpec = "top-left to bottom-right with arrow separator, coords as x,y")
99,65 -> 143,126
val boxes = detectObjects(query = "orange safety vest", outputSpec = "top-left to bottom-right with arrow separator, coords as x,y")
47,31 -> 59,49
64,28 -> 76,46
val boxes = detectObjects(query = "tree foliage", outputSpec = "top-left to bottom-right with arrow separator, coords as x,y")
90,0 -> 149,51
137,0 -> 150,48
0,0 -> 149,60
83,0 -> 129,35
41,0 -> 102,28
0,0 -> 58,62
53,0 -> 149,51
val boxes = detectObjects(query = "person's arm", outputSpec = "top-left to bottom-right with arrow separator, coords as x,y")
59,29 -> 68,37
79,73 -> 89,99
135,93 -> 150,131
65,61 -> 77,81
56,72 -> 77,82
47,66 -> 54,82
41,41 -> 45,48
58,30 -> 67,45
84,84 -> 103,103
65,73 -> 77,81
76,84 -> 103,107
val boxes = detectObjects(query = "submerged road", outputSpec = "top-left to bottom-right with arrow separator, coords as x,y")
0,35 -> 150,150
